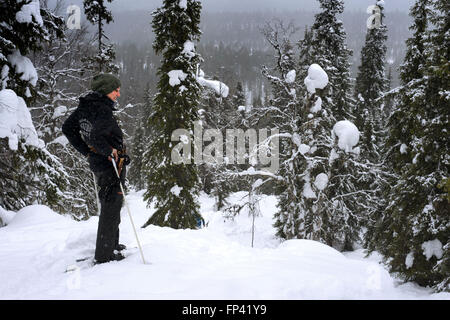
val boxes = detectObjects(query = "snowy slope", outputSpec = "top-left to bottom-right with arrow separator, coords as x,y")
0,191 -> 448,300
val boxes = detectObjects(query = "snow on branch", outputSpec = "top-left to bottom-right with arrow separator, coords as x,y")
0,89 -> 41,150
196,69 -> 229,98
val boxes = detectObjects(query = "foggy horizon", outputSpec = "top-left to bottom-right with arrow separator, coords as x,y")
58,0 -> 414,13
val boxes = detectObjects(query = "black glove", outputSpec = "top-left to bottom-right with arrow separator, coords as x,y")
120,154 -> 131,165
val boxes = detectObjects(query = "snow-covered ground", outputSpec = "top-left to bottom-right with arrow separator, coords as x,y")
0,191 -> 448,300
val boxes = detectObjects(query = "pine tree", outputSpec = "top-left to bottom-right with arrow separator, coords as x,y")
83,0 -> 118,74
351,1 -> 390,250
289,0 -> 366,249
142,0 -> 203,229
232,82 -> 246,110
354,1 -> 388,163
0,0 -> 68,213
429,0 -> 450,292
371,0 -> 449,291
258,21 -> 336,242
0,0 -> 64,99
309,0 -> 355,122
274,80 -> 335,242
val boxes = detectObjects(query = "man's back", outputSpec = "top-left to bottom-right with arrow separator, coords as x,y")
62,92 -> 123,172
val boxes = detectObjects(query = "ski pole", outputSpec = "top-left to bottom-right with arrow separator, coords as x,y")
111,158 -> 147,265
92,172 -> 101,216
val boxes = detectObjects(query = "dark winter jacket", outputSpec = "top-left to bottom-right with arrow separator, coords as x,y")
62,92 -> 124,172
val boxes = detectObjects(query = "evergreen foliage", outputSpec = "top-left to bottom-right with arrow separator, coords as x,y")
0,0 -> 68,214
369,0 -> 449,291
309,0 -> 355,122
354,2 -> 388,162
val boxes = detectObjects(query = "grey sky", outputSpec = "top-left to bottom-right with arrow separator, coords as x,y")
61,0 -> 414,13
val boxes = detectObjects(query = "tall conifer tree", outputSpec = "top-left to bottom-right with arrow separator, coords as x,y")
370,0 -> 449,291
143,0 -> 203,229
309,0 -> 354,122
354,1 -> 388,162
0,0 -> 68,213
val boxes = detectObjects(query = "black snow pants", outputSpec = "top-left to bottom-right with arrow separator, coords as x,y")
93,164 -> 126,263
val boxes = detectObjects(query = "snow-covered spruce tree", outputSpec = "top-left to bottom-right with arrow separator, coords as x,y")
0,0 -> 69,213
366,0 -> 434,255
309,0 -> 355,122
142,0 -> 203,229
232,82 -> 246,112
273,63 -> 335,242
0,0 -> 64,99
306,0 -> 372,250
352,1 -> 390,249
259,22 -> 336,243
430,0 -> 450,292
327,120 -> 375,251
83,0 -> 118,74
354,1 -> 388,163
370,0 -> 449,290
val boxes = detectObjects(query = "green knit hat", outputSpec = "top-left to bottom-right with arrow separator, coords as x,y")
91,73 -> 121,95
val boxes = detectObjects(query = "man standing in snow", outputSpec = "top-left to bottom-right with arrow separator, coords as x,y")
62,73 -> 130,264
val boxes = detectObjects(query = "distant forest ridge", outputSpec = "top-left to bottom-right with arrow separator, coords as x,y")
109,9 -> 411,108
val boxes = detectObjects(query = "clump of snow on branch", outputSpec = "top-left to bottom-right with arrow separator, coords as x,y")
400,144 -> 407,154
405,252 -> 414,269
310,96 -> 322,113
15,0 -> 43,26
181,40 -> 196,59
2,65 -> 10,89
196,69 -> 229,98
49,135 -> 69,147
7,50 -> 38,86
303,174 -> 317,199
170,185 -> 182,197
332,120 -> 360,153
0,89 -> 41,150
52,106 -> 67,119
179,0 -> 187,9
314,173 -> 329,191
421,239 -> 443,261
304,64 -> 328,94
168,70 -> 188,87
285,70 -> 296,84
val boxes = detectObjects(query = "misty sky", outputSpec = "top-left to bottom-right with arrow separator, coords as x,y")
113,0 -> 414,12
60,0 -> 414,13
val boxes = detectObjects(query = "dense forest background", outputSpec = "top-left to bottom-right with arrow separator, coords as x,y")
107,9 -> 411,137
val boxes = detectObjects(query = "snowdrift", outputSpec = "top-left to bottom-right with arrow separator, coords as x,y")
0,191 -> 448,299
